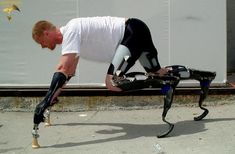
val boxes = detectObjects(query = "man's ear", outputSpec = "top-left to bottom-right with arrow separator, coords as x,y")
43,30 -> 49,36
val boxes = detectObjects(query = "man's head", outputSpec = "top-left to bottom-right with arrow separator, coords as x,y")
32,20 -> 62,50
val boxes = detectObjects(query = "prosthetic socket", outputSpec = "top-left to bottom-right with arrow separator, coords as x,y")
34,72 -> 67,124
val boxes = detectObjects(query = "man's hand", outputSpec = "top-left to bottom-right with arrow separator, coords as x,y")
156,67 -> 169,76
105,74 -> 123,91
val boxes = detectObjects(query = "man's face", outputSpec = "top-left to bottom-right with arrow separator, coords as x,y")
37,30 -> 56,50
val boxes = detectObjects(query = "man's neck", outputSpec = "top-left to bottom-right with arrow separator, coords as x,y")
55,28 -> 63,44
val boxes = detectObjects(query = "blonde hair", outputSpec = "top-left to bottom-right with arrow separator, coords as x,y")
32,20 -> 56,42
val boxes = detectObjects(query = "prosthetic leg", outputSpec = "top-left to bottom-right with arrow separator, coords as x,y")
166,65 -> 216,121
115,72 -> 180,137
44,106 -> 52,127
32,72 -> 67,148
43,75 -> 72,127
114,65 -> 216,138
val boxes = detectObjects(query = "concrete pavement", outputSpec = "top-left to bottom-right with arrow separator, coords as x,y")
1,103 -> 235,154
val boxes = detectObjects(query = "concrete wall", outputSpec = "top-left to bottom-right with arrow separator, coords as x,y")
0,95 -> 234,112
227,0 -> 235,72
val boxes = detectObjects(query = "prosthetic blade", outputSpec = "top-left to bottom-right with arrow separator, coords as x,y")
166,65 -> 216,121
158,86 -> 175,138
194,80 -> 210,121
157,119 -> 174,138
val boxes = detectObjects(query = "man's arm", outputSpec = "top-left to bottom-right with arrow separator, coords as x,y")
50,53 -> 79,104
57,53 -> 79,77
33,53 -> 79,124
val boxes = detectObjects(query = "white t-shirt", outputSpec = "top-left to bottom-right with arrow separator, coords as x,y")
60,16 -> 126,63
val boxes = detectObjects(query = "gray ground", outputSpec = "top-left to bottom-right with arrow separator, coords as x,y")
1,103 -> 235,154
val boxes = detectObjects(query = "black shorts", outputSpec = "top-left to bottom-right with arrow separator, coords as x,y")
107,18 -> 161,75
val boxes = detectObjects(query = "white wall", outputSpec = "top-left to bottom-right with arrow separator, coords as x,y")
0,0 -> 226,86
169,0 -> 226,85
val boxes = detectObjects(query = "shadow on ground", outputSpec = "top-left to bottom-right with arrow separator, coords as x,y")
43,118 -> 235,148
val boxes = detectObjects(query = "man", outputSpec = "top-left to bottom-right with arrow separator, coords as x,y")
32,16 -> 168,124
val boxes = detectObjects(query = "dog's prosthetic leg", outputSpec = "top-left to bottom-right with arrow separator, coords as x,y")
32,72 -> 67,149
115,72 -> 180,137
166,65 -> 216,121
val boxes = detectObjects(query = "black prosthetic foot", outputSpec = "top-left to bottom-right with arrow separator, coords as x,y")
157,85 -> 176,138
